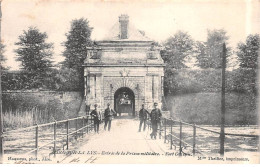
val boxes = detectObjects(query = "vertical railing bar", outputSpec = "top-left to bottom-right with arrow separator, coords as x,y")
91,115 -> 94,131
82,117 -> 85,138
164,118 -> 166,143
66,120 -> 69,150
75,118 -> 78,140
35,124 -> 38,158
193,123 -> 196,156
87,116 -> 89,134
159,120 -> 161,139
179,121 -> 182,156
170,119 -> 173,149
53,120 -> 57,158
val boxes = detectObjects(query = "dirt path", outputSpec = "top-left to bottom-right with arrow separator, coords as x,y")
57,118 -> 194,163
4,118 -> 258,164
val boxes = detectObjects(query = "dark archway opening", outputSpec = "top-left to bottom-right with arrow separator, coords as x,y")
114,87 -> 135,117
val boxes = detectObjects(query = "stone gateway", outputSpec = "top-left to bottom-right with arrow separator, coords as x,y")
83,15 -> 165,116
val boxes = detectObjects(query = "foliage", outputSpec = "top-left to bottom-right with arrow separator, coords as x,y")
14,27 -> 53,89
166,92 -> 257,125
237,34 -> 260,69
2,93 -> 65,129
2,91 -> 82,129
62,18 -> 93,91
164,68 -> 257,96
54,67 -> 81,91
0,43 -> 6,69
195,29 -> 231,68
0,43 -> 10,90
230,68 -> 257,94
161,31 -> 194,69
2,67 -> 81,91
161,31 -> 194,95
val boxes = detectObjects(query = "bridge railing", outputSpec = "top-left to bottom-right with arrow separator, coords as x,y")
146,116 -> 259,156
2,115 -> 101,158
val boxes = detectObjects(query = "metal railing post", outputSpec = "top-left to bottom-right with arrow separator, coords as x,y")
164,118 -> 167,143
193,124 -> 196,156
82,117 -> 85,138
66,120 -> 69,150
179,121 -> 182,156
75,118 -> 78,140
170,119 -> 173,149
91,115 -> 94,131
35,124 -> 38,157
0,132 -> 3,162
86,116 -> 89,134
159,120 -> 161,139
53,120 -> 57,157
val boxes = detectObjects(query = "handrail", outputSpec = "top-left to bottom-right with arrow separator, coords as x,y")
225,133 -> 259,138
68,123 -> 93,136
168,133 -> 205,156
162,117 -> 259,137
3,116 -> 94,134
158,116 -> 259,157
3,115 -> 99,158
195,126 -> 220,134
25,140 -> 54,155
24,121 -> 95,155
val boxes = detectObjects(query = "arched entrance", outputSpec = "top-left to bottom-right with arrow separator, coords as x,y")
114,87 -> 135,117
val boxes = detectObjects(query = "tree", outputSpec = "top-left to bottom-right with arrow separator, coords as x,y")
0,43 -> 9,91
0,43 -> 6,69
160,31 -> 194,95
161,31 -> 194,69
233,34 -> 260,94
15,27 -> 53,89
195,29 -> 231,68
237,34 -> 260,69
62,18 -> 93,91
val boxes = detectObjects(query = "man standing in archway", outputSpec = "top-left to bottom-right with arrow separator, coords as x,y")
104,103 -> 116,131
150,102 -> 162,140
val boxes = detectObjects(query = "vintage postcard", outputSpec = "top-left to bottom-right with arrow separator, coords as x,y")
0,0 -> 259,164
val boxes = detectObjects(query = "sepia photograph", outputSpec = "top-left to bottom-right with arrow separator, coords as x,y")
0,0 -> 259,164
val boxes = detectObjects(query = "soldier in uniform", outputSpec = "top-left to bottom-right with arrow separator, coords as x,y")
138,104 -> 148,132
90,104 -> 102,133
149,102 -> 162,139
104,103 -> 116,131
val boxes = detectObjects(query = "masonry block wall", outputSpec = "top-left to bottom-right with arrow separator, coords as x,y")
84,66 -> 164,112
83,15 -> 165,114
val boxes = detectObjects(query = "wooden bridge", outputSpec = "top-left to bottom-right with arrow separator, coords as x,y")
1,115 -> 259,164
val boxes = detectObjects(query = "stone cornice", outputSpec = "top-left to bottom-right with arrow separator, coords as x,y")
82,64 -> 166,67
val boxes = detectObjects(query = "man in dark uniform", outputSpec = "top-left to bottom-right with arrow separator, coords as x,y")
90,104 -> 102,133
138,104 -> 148,132
104,103 -> 116,131
149,102 -> 162,140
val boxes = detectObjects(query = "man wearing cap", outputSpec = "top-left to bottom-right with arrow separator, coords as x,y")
104,103 -> 116,131
90,104 -> 102,133
149,102 -> 162,139
138,104 -> 149,132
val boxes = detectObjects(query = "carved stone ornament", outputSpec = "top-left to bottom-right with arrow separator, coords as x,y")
120,68 -> 129,77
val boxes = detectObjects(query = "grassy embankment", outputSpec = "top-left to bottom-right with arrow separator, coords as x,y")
165,92 -> 258,125
2,91 -> 82,130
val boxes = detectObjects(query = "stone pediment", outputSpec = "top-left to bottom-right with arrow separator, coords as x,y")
102,21 -> 152,42
84,15 -> 165,67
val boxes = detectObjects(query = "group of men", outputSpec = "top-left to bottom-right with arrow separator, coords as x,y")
89,102 -> 162,140
90,103 -> 116,133
138,102 -> 162,139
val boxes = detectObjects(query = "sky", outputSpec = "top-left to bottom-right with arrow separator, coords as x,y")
1,0 -> 260,70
